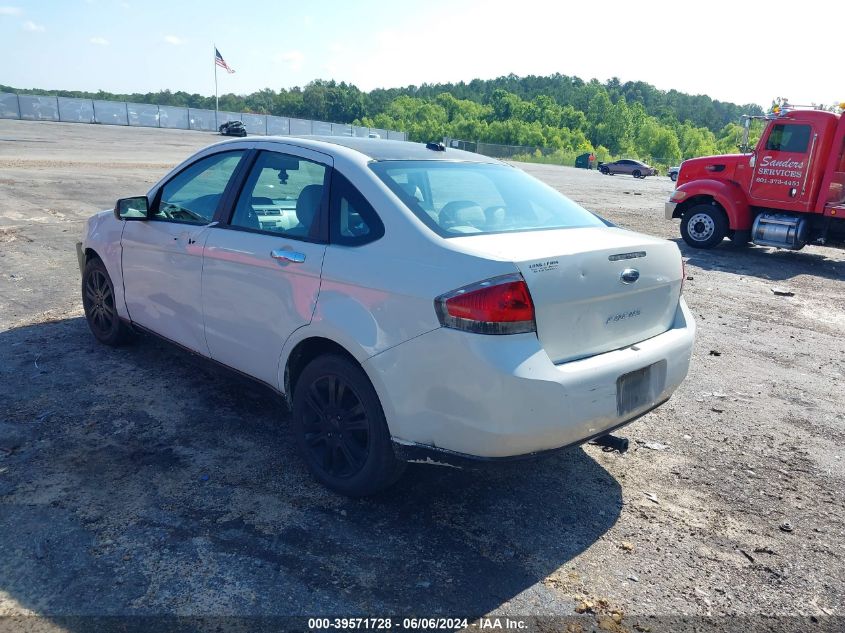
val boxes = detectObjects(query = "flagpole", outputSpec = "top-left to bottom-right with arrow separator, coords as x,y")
214,43 -> 219,130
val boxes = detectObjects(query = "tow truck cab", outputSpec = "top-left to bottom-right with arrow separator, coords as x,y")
667,108 -> 845,250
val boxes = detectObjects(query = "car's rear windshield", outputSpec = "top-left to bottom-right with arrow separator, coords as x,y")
369,160 -> 606,237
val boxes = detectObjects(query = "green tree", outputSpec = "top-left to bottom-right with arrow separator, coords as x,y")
588,90 -> 632,154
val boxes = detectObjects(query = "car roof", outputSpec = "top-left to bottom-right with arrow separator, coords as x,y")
256,136 -> 504,164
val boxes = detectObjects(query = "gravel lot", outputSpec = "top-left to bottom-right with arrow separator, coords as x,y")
0,120 -> 843,631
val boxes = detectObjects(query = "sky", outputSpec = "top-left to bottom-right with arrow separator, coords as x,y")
0,0 -> 841,110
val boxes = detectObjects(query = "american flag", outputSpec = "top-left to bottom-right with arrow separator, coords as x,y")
215,48 -> 235,74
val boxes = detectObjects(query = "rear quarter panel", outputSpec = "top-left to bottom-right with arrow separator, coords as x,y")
276,153 -> 518,388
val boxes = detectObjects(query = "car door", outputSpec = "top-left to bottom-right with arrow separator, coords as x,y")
750,121 -> 816,209
121,149 -> 247,354
201,145 -> 331,387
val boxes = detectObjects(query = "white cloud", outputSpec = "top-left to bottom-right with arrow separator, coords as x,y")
22,19 -> 44,32
275,50 -> 304,72
163,34 -> 183,45
89,36 -> 108,45
0,6 -> 22,15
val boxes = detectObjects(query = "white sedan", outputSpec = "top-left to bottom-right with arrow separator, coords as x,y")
77,137 -> 695,496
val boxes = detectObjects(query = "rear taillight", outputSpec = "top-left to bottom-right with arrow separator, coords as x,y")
434,274 -> 536,334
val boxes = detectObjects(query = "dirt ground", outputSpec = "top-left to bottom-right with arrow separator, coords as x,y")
0,120 -> 843,631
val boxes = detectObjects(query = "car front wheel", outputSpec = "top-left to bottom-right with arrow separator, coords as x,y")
680,204 -> 728,249
82,257 -> 131,345
632,169 -> 642,178
291,354 -> 405,496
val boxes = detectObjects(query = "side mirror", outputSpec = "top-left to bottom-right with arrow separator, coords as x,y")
114,196 -> 149,220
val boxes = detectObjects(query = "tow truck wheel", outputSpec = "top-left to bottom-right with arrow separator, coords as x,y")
680,204 -> 728,249
729,229 -> 751,248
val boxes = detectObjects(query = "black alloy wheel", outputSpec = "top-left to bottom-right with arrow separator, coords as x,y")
291,354 -> 404,496
302,373 -> 369,478
82,258 -> 130,345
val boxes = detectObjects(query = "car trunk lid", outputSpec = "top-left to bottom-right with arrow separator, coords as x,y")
448,227 -> 682,364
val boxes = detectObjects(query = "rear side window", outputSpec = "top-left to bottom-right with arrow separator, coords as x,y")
370,160 -> 604,237
329,172 -> 384,245
155,151 -> 245,224
765,124 -> 811,153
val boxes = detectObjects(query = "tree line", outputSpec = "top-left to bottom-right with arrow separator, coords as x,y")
2,73 -> 766,167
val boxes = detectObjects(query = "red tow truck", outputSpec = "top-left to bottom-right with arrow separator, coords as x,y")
665,105 -> 845,250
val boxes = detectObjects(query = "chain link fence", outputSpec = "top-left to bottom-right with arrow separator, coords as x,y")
446,139 -> 563,160
0,92 -> 406,141
444,137 -> 679,171
445,137 -> 588,165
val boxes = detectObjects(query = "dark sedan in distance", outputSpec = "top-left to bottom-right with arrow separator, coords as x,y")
598,159 -> 656,178
219,120 -> 247,137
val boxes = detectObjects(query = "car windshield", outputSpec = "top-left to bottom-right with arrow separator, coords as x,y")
370,160 -> 606,237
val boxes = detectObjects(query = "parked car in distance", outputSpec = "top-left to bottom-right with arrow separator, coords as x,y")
599,159 -> 657,178
78,137 -> 696,496
219,120 -> 247,137
668,166 -> 680,182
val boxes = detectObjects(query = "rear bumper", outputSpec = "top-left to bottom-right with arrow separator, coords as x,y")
665,201 -> 678,220
365,298 -> 696,459
392,404 -> 661,468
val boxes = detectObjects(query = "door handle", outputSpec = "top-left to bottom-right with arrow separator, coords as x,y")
270,249 -> 306,263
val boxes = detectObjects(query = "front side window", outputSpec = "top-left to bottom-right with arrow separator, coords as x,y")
230,151 -> 327,238
371,161 -> 605,237
765,124 -> 811,153
155,151 -> 245,224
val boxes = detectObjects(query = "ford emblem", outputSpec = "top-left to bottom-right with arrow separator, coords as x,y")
620,268 -> 640,284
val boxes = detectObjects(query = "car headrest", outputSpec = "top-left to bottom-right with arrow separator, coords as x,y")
439,200 -> 486,231
295,184 -> 323,228
399,182 -> 423,202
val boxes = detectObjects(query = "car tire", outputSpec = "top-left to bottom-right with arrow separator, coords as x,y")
670,173 -> 678,182
82,257 -> 132,346
291,354 -> 405,496
632,169 -> 642,179
680,204 -> 728,249
600,166 -> 609,175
